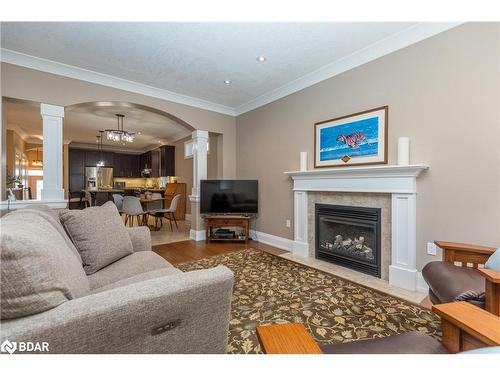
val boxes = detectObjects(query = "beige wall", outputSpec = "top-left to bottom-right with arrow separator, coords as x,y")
173,132 -> 220,215
1,63 -> 237,180
236,23 -> 500,270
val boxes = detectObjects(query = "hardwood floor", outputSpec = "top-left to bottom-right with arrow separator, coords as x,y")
153,239 -> 288,265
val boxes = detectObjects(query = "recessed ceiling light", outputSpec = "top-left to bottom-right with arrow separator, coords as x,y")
137,131 -> 142,135
224,80 -> 232,85
257,56 -> 267,62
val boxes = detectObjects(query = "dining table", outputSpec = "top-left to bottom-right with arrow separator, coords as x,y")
139,196 -> 170,231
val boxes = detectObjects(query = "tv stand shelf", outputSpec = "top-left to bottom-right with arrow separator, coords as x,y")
205,215 -> 251,244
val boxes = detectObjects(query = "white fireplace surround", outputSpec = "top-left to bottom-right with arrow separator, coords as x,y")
285,164 -> 428,291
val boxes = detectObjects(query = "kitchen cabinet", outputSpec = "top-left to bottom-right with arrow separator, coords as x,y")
139,152 -> 152,171
84,150 -> 114,167
69,149 -> 86,193
114,153 -> 140,177
160,145 -> 175,177
139,146 -> 175,177
151,149 -> 160,177
69,145 -> 175,191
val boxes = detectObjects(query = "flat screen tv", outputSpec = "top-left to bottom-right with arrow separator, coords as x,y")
200,180 -> 258,214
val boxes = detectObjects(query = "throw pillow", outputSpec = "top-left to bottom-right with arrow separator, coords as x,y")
454,290 -> 485,307
60,201 -> 134,275
1,211 -> 90,319
485,247 -> 500,270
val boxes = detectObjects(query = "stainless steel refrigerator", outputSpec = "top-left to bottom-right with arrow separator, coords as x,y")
84,167 -> 113,191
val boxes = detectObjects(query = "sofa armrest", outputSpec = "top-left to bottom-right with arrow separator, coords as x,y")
435,241 -> 496,266
432,301 -> 500,352
479,269 -> 500,283
126,226 -> 151,252
478,269 -> 500,316
1,266 -> 234,354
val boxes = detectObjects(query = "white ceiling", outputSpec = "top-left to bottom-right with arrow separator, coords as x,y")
1,22 -> 460,115
4,99 -> 191,151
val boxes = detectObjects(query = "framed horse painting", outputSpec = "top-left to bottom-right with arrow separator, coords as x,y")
314,106 -> 388,168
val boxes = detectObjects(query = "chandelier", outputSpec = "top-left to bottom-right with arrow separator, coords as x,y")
32,148 -> 43,167
105,114 -> 135,143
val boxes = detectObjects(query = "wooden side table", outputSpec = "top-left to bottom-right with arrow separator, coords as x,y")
256,323 -> 323,354
205,215 -> 250,244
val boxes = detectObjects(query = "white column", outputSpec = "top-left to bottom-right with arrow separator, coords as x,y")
389,193 -> 418,290
40,104 -> 65,201
189,130 -> 209,241
292,190 -> 309,257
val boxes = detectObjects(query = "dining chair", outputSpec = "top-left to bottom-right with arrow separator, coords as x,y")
83,190 -> 93,207
148,194 -> 181,231
145,193 -> 164,230
68,190 -> 91,209
122,196 -> 149,227
112,194 -> 124,214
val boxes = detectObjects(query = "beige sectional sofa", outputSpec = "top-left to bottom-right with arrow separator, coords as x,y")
0,205 -> 234,354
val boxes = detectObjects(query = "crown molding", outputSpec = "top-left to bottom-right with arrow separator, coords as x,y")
234,22 -> 463,115
0,49 -> 236,116
1,22 -> 462,118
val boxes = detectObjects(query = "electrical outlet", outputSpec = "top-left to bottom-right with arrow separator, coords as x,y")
427,242 -> 437,256
286,219 -> 291,228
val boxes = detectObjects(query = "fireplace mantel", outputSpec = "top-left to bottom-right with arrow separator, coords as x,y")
285,164 -> 428,194
284,164 -> 429,292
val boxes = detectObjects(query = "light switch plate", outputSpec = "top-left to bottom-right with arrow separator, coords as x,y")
286,219 -> 291,228
427,242 -> 437,256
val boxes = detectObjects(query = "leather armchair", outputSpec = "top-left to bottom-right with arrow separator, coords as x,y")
422,241 -> 500,316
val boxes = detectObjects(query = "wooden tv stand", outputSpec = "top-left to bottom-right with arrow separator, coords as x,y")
205,215 -> 251,244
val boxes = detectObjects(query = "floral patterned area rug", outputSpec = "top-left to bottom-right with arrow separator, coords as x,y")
176,248 -> 441,354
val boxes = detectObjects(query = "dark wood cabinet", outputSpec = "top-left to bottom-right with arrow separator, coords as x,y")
139,152 -> 152,171
114,153 -> 140,177
160,145 -> 175,177
103,151 -> 114,167
69,149 -> 86,192
69,146 -> 175,191
84,150 -> 100,167
151,149 -> 160,177
70,149 -> 86,171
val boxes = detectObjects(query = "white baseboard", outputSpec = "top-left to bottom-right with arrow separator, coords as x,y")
416,271 -> 429,293
250,230 -> 293,251
189,229 -> 205,241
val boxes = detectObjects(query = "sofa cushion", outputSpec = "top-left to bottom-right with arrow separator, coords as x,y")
9,206 -> 83,263
485,248 -> 500,270
60,201 -> 134,275
422,261 -> 485,305
88,251 -> 171,290
91,267 -> 181,293
1,211 -> 90,319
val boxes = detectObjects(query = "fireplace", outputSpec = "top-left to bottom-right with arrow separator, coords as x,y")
315,203 -> 381,277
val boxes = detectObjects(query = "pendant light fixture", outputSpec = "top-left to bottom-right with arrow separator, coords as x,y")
32,147 -> 43,167
96,131 -> 105,167
105,114 -> 135,143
